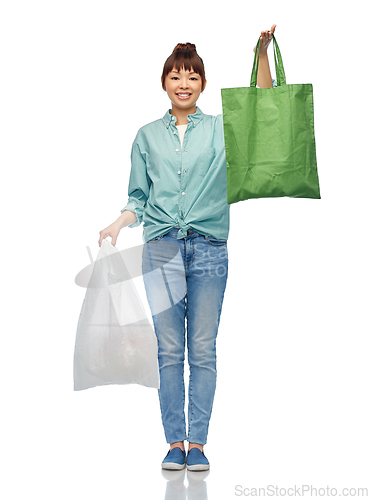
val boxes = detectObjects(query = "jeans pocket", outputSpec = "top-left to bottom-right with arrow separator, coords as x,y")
149,234 -> 165,242
205,235 -> 227,246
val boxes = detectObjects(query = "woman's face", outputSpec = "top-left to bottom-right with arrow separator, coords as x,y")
164,66 -> 205,111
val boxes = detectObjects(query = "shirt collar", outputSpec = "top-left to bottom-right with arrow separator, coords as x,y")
163,106 -> 204,128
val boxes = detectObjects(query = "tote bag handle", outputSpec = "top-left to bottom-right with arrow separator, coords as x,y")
250,33 -> 287,87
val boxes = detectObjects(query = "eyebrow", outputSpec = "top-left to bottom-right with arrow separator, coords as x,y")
170,70 -> 199,75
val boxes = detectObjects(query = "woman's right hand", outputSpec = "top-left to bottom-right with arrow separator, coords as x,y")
98,221 -> 121,247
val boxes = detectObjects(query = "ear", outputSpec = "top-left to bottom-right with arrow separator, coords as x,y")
201,79 -> 207,93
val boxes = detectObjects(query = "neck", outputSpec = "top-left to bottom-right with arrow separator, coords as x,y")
171,104 -> 197,126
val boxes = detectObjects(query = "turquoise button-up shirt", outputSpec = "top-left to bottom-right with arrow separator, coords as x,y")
121,79 -> 277,242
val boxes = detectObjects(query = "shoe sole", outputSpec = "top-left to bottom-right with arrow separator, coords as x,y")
161,462 -> 186,470
186,463 -> 210,471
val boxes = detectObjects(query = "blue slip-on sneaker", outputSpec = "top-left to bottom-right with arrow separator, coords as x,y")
186,448 -> 210,471
161,446 -> 186,470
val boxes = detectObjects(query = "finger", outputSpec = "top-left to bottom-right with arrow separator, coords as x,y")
99,233 -> 108,246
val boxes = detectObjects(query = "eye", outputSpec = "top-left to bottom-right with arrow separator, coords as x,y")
190,77 -> 198,80
171,76 -> 179,80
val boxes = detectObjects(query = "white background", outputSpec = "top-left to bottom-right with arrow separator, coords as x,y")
1,0 -> 368,498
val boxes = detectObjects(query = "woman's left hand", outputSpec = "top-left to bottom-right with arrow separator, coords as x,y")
253,24 -> 276,55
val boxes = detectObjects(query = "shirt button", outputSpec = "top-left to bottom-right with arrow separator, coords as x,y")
177,170 -> 181,174
182,192 -> 185,195
166,123 -> 169,126
174,131 -> 176,134
175,148 -> 179,152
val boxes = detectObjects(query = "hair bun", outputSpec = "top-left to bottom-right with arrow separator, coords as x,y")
173,42 -> 197,53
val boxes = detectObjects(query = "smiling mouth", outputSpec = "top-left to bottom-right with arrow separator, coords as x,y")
176,93 -> 192,99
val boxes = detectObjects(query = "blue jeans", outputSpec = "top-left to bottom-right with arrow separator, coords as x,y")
141,227 -> 228,445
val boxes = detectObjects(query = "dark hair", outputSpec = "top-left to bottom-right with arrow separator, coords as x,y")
161,42 -> 206,91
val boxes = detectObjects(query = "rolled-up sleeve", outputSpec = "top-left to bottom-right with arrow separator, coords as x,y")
256,78 -> 277,89
120,133 -> 152,228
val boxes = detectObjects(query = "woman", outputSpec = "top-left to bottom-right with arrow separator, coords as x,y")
98,25 -> 277,471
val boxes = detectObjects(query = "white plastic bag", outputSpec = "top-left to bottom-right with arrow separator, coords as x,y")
73,239 -> 159,391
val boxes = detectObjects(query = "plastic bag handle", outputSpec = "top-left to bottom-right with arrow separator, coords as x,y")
250,33 -> 286,87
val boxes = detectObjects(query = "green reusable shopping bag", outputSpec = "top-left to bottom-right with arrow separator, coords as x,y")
221,34 -> 320,204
